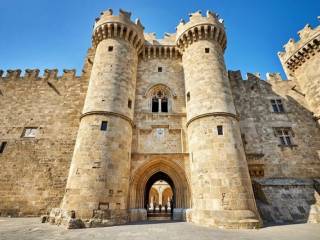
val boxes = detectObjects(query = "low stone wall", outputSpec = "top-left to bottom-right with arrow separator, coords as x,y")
172,208 -> 187,221
129,209 -> 147,222
253,178 -> 320,224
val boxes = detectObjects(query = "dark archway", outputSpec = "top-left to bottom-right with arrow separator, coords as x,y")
144,171 -> 175,213
129,157 -> 191,210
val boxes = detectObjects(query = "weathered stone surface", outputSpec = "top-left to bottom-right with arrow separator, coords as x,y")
253,179 -> 320,224
129,208 -> 147,222
0,71 -> 88,217
177,12 -> 260,228
0,9 -> 319,229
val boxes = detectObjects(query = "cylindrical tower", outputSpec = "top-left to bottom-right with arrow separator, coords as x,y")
176,11 -> 261,229
278,20 -> 320,124
58,9 -> 144,226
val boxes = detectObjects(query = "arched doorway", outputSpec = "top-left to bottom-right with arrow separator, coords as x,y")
148,187 -> 159,207
162,187 -> 173,207
148,181 -> 173,210
129,158 -> 191,222
144,172 -> 174,219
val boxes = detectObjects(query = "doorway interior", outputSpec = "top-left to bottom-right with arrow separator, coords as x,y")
144,171 -> 175,220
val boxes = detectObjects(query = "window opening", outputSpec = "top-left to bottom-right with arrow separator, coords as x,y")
186,92 -> 190,102
22,127 -> 38,138
151,90 -> 168,113
276,128 -> 293,145
152,97 -> 159,112
0,142 -> 7,154
101,121 -> 108,131
161,98 -> 168,112
271,99 -> 284,113
217,125 -> 223,135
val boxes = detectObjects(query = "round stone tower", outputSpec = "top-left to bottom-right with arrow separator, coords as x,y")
57,9 -> 144,226
278,20 -> 320,124
176,11 -> 261,228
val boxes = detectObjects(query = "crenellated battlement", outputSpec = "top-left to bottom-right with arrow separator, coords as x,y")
138,32 -> 182,60
0,68 -> 79,81
228,70 -> 287,83
175,10 -> 226,52
278,17 -> 320,74
4,69 -> 22,79
144,32 -> 177,46
266,72 -> 284,82
92,9 -> 145,52
25,69 -> 40,79
140,45 -> 181,60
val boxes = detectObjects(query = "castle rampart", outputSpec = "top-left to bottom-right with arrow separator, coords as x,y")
0,8 -> 319,229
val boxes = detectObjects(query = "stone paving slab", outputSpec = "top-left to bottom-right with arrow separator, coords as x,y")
0,218 -> 320,240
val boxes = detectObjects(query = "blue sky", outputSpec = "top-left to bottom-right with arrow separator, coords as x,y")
0,0 -> 319,79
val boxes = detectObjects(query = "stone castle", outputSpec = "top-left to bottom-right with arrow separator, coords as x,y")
0,9 -> 319,229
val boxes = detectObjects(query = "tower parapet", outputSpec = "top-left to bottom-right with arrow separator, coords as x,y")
176,10 -> 226,52
92,9 -> 145,52
278,19 -> 320,75
278,18 -> 320,123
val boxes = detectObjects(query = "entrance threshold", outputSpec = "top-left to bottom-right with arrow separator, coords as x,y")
147,211 -> 172,221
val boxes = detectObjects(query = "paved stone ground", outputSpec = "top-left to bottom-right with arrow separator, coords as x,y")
0,218 -> 320,240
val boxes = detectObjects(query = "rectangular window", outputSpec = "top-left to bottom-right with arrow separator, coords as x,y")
161,99 -> 168,112
0,141 -> 7,154
22,127 -> 38,138
152,98 -> 159,112
271,99 -> 284,113
108,46 -> 113,52
217,125 -> 223,135
186,92 -> 190,102
276,128 -> 293,146
101,121 -> 108,131
205,48 -> 210,53
158,67 -> 162,72
128,99 -> 132,109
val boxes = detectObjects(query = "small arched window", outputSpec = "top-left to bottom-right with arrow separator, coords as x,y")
152,90 -> 168,113
145,84 -> 175,113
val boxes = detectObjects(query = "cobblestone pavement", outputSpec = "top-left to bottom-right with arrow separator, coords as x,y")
0,218 -> 320,240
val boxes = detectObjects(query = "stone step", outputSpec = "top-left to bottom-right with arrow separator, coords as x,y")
148,216 -> 172,221
147,212 -> 172,221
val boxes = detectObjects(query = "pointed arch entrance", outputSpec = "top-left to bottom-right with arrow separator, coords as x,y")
129,157 -> 191,221
144,171 -> 175,210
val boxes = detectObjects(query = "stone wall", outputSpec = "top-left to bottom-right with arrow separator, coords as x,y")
129,55 -> 191,216
229,71 -> 320,179
1,64 -> 319,221
0,69 -> 88,216
253,178 -> 320,224
294,53 -> 320,123
132,57 -> 187,154
0,10 -> 319,227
